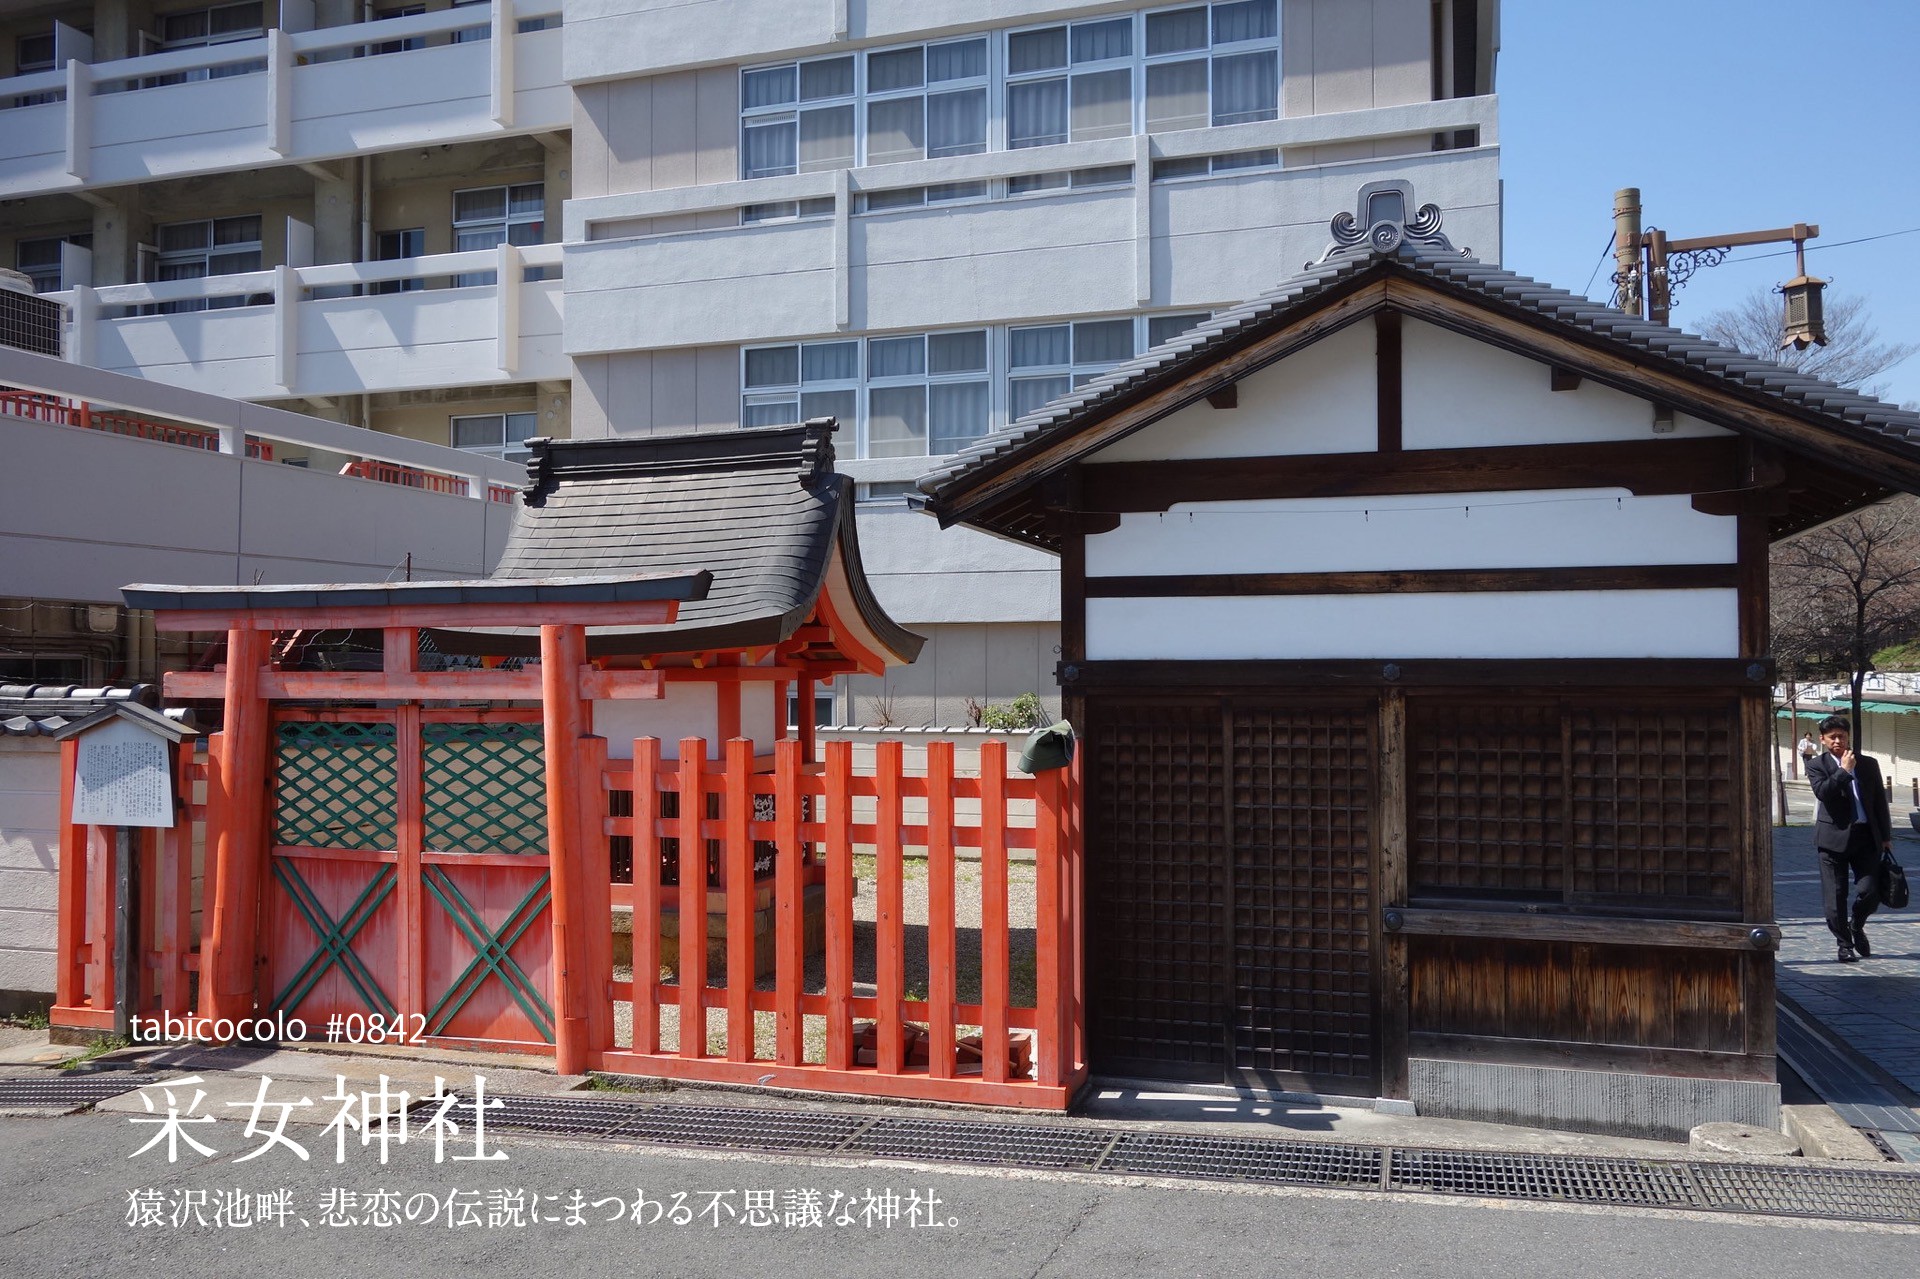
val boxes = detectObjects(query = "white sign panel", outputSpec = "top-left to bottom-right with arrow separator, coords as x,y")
71,717 -> 175,828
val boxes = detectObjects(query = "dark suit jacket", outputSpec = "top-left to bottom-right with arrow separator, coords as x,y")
1807,748 -> 1893,854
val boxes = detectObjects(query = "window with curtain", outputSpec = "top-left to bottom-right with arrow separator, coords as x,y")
151,2 -> 266,82
740,54 -> 856,180
1008,318 -> 1137,421
866,37 -> 987,166
451,411 -> 539,462
741,339 -> 860,431
452,183 -> 544,286
15,233 -> 90,293
1006,16 -> 1134,149
150,214 -> 261,314
1144,0 -> 1279,133
741,328 -> 989,458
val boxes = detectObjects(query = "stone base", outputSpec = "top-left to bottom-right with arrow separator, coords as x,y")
613,884 -> 828,981
1410,1058 -> 1782,1142
1690,1122 -> 1800,1157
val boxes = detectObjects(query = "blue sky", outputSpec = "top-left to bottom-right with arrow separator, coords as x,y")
1499,1 -> 1919,407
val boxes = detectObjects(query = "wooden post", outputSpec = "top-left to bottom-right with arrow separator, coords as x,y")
632,736 -> 662,1054
723,737 -> 753,1061
54,740 -> 85,1014
1376,689 -> 1411,1099
824,740 -> 854,1071
394,701 -> 424,1027
979,741 -> 1010,1083
774,738 -> 803,1065
676,737 -> 707,1058
875,739 -> 905,1073
926,740 -> 956,1079
157,744 -> 194,1017
577,734 -> 615,1058
539,623 -> 591,1074
796,674 -> 816,764
203,626 -> 270,1027
1033,766 -> 1063,1088
113,827 -> 137,1039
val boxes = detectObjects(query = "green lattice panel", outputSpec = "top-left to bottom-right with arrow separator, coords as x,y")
423,722 -> 547,855
275,721 -> 398,849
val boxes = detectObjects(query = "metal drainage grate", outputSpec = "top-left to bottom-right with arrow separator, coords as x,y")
1688,1162 -> 1920,1224
607,1105 -> 871,1153
468,1095 -> 655,1138
849,1118 -> 1113,1171
0,1073 -> 166,1108
1103,1132 -> 1384,1190
1386,1149 -> 1695,1209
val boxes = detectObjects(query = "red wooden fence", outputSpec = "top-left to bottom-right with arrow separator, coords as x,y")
597,736 -> 1086,1109
3,389 -> 273,459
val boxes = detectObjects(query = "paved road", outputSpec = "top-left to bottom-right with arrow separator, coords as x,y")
0,1112 -> 1914,1279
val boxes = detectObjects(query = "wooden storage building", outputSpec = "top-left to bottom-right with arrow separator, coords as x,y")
918,181 -> 1920,1136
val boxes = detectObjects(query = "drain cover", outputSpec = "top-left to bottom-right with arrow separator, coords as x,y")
1387,1149 -> 1694,1208
1689,1162 -> 1920,1224
609,1105 -> 870,1152
849,1118 -> 1112,1170
1103,1132 -> 1384,1189
0,1073 -> 166,1108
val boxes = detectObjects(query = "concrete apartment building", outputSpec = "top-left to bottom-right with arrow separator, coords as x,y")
0,0 -> 1500,722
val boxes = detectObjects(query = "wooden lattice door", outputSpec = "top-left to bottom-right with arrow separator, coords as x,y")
1085,696 -> 1379,1094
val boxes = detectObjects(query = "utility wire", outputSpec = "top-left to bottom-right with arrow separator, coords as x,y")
1722,224 -> 1920,267
1582,231 -> 1617,298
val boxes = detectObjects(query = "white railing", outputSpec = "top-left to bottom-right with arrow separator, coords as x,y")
0,2 -> 564,196
50,243 -> 564,395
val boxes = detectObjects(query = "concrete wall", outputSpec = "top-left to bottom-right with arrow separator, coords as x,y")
0,415 -> 515,603
0,739 -> 59,1008
841,622 -> 1061,730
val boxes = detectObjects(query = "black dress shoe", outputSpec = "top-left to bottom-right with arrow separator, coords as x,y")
1852,924 -> 1871,957
1837,944 -> 1860,964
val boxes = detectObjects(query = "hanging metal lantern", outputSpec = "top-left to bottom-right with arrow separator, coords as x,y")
1779,273 -> 1828,350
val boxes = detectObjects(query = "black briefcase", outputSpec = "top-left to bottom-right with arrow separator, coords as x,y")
1883,851 -> 1911,910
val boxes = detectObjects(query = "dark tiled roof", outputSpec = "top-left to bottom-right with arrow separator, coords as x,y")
122,572 -> 711,613
480,421 -> 922,661
0,683 -> 159,738
919,240 -> 1920,515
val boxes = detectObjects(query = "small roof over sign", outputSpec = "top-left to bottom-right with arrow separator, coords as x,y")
49,699 -> 198,744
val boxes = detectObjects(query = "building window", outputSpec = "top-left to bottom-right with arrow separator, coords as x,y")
451,0 -> 556,42
452,183 -> 543,286
151,214 -> 262,313
1005,16 -> 1135,149
1008,319 -> 1136,421
13,32 -> 61,107
866,37 -> 989,165
451,411 -> 538,461
369,5 -> 426,55
1146,310 -> 1212,347
16,233 -> 91,293
741,328 -> 989,458
1151,146 -> 1281,181
741,339 -> 860,430
1144,1 -> 1279,132
787,684 -> 837,730
741,53 -> 856,179
372,228 -> 424,294
152,2 -> 266,82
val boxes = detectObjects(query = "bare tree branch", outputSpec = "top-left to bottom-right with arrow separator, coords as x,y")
1698,288 -> 1918,398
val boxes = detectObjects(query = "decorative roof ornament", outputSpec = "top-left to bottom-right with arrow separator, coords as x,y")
1312,180 -> 1465,266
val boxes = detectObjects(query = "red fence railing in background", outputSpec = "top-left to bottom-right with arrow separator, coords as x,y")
598,736 -> 1086,1109
339,459 -> 520,504
51,741 -> 205,1032
3,389 -> 273,460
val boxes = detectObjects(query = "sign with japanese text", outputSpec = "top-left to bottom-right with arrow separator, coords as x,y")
70,716 -> 174,828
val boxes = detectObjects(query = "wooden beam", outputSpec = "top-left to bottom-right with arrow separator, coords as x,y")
1375,310 -> 1402,452
1389,907 -> 1779,952
1549,367 -> 1581,392
149,599 -> 680,634
1205,384 -> 1238,410
1085,564 -> 1738,598
1064,658 -> 1773,691
1407,1032 -> 1776,1083
1385,277 -> 1920,494
1376,689 -> 1409,1099
164,668 -> 665,701
941,279 -> 1391,527
1081,437 -> 1741,512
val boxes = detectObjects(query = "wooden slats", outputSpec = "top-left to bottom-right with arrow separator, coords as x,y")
603,734 -> 1080,1107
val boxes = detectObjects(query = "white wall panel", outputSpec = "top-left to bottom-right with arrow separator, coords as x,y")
1086,490 -> 1738,577
0,103 -> 65,192
1086,589 -> 1742,661
1402,319 -> 1734,449
596,683 -> 721,760
1093,321 -> 1376,462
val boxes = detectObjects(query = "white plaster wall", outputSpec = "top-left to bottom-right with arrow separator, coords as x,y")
1085,590 -> 1742,661
1094,320 -> 1375,462
595,682 -> 721,760
1402,319 -> 1735,450
853,506 -> 1059,626
1086,491 -> 1739,577
0,739 -> 60,999
740,680 -> 779,748
0,417 -> 513,604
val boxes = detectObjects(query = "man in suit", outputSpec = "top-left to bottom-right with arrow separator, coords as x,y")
1805,714 -> 1889,963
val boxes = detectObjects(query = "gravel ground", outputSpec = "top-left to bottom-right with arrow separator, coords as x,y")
613,854 -> 1039,1062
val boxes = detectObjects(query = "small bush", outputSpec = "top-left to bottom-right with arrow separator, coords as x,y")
979,692 -> 1047,731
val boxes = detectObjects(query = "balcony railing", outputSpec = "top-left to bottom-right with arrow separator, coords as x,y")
50,242 -> 565,400
0,2 -> 565,198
